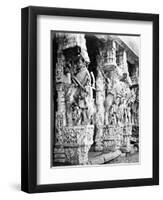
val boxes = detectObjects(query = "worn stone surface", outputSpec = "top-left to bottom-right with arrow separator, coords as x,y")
53,33 -> 139,165
62,125 -> 94,164
88,150 -> 121,165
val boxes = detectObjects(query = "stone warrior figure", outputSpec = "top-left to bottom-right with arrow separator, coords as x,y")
104,74 -> 114,125
110,96 -> 121,126
71,103 -> 82,125
109,105 -> 117,125
126,106 -> 131,124
78,74 -> 95,125
64,54 -> 95,126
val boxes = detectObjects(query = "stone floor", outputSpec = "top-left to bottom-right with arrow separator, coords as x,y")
53,150 -> 139,166
88,150 -> 122,165
107,152 -> 139,164
53,144 -> 139,166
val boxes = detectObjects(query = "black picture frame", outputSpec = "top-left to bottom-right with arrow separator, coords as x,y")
21,6 -> 159,193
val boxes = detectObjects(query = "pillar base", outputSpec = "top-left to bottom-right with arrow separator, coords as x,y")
54,146 -> 66,163
64,145 -> 91,165
54,125 -> 94,165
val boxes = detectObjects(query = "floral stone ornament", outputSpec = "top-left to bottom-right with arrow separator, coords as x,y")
52,32 -> 139,165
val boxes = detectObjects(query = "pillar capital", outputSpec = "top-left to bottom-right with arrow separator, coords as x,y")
97,39 -> 117,72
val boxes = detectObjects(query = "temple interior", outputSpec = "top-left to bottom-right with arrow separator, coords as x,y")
51,32 -> 139,166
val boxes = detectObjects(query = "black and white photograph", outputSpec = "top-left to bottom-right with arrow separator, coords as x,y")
51,31 -> 140,167
21,6 -> 159,193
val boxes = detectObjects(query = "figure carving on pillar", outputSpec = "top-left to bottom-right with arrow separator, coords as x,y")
52,32 -> 140,165
109,105 -> 117,125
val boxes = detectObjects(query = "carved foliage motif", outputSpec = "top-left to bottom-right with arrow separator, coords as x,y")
62,126 -> 94,164
61,125 -> 94,145
53,33 -> 139,163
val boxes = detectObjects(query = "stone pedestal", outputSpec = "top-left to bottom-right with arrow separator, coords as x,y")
94,125 -> 104,151
62,125 -> 94,164
54,111 -> 66,163
120,125 -> 132,153
103,125 -> 123,152
95,125 -> 132,153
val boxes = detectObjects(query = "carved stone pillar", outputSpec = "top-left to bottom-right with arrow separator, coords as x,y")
94,39 -> 117,152
54,33 -> 95,164
116,49 -> 133,153
116,49 -> 132,86
95,68 -> 105,151
56,84 -> 66,126
55,51 -> 67,128
63,125 -> 94,164
54,51 -> 67,163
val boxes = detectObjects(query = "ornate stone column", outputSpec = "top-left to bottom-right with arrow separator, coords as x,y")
54,50 -> 67,163
116,48 -> 133,153
95,39 -> 117,152
95,68 -> 105,151
63,125 -> 94,164
54,33 -> 94,165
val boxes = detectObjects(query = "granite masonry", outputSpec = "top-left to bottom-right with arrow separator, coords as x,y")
51,32 -> 139,166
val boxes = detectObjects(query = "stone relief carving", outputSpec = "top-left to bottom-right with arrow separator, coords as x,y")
53,33 -> 139,165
